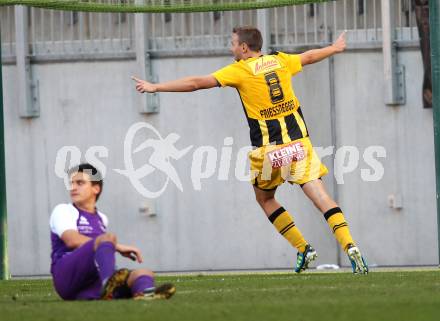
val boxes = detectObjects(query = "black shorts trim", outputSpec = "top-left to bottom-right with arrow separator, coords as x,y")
299,177 -> 322,188
253,179 -> 278,192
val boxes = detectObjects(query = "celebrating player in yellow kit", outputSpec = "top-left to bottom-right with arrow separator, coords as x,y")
132,26 -> 368,274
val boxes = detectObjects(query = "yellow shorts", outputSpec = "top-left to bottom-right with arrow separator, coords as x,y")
249,137 -> 328,190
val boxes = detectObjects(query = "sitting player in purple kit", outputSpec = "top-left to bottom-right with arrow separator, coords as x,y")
49,163 -> 175,301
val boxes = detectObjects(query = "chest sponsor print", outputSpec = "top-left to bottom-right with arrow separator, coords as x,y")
247,56 -> 282,75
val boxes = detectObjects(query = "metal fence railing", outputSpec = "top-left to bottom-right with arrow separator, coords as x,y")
28,8 -> 135,59
29,9 -> 134,58
1,0 -> 420,61
145,9 -> 255,54
0,5 -> 15,59
270,0 -> 419,50
1,6 -> 135,61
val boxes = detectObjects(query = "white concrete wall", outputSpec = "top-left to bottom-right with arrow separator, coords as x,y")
2,46 -> 437,275
333,49 -> 438,266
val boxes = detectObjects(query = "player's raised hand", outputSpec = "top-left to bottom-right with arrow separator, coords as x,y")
116,244 -> 144,263
332,31 -> 347,53
132,76 -> 156,93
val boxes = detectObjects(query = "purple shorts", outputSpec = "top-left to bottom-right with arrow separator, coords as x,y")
51,240 -> 132,300
51,240 -> 103,300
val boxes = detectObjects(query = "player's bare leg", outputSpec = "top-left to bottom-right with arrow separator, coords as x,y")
301,179 -> 368,274
253,186 -> 317,273
300,179 -> 338,213
253,186 -> 281,217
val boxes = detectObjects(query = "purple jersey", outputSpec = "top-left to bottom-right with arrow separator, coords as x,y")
49,203 -> 108,271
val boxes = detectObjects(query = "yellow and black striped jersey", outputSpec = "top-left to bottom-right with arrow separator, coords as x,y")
212,52 -> 309,147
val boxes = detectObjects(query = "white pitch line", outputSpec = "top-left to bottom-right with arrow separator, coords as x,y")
176,285 -> 339,295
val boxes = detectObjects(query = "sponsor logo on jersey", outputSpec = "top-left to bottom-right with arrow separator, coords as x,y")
259,99 -> 296,119
78,225 -> 94,234
267,141 -> 306,168
248,56 -> 282,75
79,216 -> 90,225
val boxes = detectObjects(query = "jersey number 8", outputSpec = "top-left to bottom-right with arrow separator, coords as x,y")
264,71 -> 284,104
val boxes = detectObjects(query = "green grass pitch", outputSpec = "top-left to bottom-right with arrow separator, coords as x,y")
0,270 -> 439,321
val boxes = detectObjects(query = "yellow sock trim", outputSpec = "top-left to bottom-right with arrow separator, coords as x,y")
325,209 -> 354,252
269,207 -> 307,253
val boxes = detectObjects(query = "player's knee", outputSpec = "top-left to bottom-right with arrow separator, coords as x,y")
136,268 -> 154,277
103,232 -> 117,244
313,192 -> 335,210
95,232 -> 117,246
255,194 -> 275,208
127,269 -> 154,287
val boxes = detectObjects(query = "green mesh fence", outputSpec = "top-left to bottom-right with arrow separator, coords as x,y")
0,0 -> 334,13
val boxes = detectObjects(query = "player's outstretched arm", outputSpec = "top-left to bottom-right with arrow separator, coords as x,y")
300,31 -> 346,66
132,75 -> 218,93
